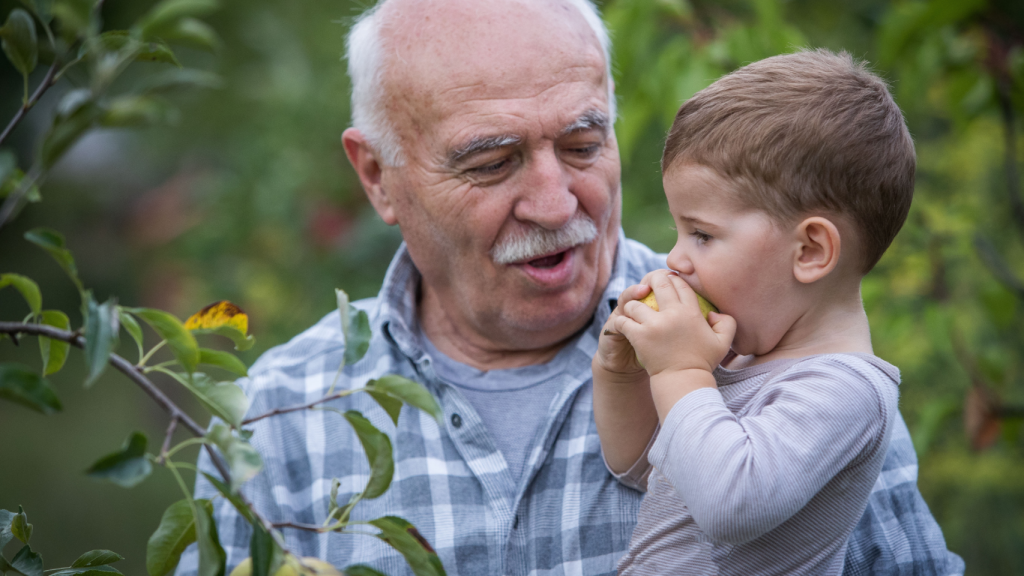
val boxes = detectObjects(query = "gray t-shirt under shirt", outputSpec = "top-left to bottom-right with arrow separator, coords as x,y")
421,334 -> 572,486
615,353 -> 900,576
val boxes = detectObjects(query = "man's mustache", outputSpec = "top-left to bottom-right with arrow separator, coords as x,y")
490,212 -> 598,265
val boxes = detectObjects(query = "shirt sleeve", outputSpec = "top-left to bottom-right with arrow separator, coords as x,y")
648,358 -> 894,545
841,413 -> 965,576
603,425 -> 658,492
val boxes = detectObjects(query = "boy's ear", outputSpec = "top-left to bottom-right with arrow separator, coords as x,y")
342,127 -> 398,225
792,216 -> 841,284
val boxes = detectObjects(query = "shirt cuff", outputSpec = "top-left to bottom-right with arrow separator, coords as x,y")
603,424 -> 660,492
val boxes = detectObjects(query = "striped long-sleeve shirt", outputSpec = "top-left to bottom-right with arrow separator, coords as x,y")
617,354 -> 902,575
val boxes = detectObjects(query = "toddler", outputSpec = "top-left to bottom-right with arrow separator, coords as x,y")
592,49 -> 915,575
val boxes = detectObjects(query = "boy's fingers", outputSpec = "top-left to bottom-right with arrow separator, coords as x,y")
623,299 -> 658,322
666,274 -> 700,309
612,314 -> 640,339
708,312 -> 737,344
648,270 -> 682,308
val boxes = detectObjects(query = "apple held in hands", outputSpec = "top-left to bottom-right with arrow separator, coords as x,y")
638,291 -> 717,318
229,556 -> 343,576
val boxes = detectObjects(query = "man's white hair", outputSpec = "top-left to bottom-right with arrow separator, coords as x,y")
345,0 -> 616,167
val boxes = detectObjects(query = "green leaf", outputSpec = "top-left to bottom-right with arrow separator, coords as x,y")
101,95 -> 178,128
184,373 -> 249,428
85,432 -> 152,488
24,228 -> 84,298
137,0 -> 218,41
38,310 -> 70,376
12,506 -> 31,544
0,363 -> 61,414
126,307 -> 200,373
190,325 -> 254,352
0,165 -> 41,203
1,9 -> 38,77
343,308 -> 371,366
147,499 -> 211,576
10,544 -> 43,576
118,308 -> 144,360
160,18 -> 218,51
199,473 -> 255,523
50,0 -> 91,40
365,390 -> 402,426
343,411 -> 393,500
249,525 -> 282,576
0,273 -> 41,316
71,550 -> 124,568
207,424 -> 262,492
369,517 -> 445,576
367,376 -> 441,422
39,99 -> 102,168
0,555 -> 12,574
343,567 -> 387,576
198,348 -> 248,377
193,496 -> 225,576
84,297 -> 119,388
49,566 -> 121,576
0,509 -> 15,548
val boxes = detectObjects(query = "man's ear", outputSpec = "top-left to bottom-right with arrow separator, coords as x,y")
793,216 -> 841,284
342,127 -> 398,225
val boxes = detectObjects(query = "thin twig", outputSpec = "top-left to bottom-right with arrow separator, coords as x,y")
158,416 -> 179,465
0,321 -> 290,552
0,59 -> 60,147
242,388 -> 359,425
273,521 -> 330,532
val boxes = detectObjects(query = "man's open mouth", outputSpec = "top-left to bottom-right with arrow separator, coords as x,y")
526,250 -> 568,269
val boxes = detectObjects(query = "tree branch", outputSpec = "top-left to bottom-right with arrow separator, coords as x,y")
158,416 -> 179,465
273,521 -> 328,532
0,321 -> 289,553
0,59 -> 60,147
242,388 -> 357,425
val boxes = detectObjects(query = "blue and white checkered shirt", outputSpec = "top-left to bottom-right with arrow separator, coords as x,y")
177,235 -> 964,576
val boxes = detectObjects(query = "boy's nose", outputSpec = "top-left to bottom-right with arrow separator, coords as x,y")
667,245 -> 695,275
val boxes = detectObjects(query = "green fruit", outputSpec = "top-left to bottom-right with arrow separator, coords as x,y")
229,556 -> 343,576
638,291 -> 718,318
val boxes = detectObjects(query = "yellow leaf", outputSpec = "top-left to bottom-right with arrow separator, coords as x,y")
184,301 -> 249,334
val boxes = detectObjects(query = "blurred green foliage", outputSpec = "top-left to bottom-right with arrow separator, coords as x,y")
1,0 -> 1023,574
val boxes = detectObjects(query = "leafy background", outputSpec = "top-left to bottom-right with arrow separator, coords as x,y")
1,0 -> 1022,574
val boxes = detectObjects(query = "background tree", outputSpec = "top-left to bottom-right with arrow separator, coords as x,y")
1,0 -> 1022,574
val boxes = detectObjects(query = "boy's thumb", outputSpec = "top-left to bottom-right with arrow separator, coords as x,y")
708,312 -> 737,343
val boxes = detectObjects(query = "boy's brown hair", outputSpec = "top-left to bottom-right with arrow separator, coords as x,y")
662,49 -> 915,272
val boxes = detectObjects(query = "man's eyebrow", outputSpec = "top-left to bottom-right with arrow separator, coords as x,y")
559,109 -> 610,137
446,134 -> 522,167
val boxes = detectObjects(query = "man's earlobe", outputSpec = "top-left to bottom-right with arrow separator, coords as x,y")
342,128 -> 398,225
793,216 -> 841,284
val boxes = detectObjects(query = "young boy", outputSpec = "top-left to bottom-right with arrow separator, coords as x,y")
592,49 -> 915,575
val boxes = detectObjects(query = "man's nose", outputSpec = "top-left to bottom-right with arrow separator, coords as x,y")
512,147 -> 578,229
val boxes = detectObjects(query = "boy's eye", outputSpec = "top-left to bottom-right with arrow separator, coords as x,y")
691,230 -> 712,245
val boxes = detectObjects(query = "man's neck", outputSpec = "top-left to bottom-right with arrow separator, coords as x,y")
417,284 -> 580,371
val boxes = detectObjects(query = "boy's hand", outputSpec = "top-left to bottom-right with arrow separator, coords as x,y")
594,282 -> 652,381
613,270 -> 736,378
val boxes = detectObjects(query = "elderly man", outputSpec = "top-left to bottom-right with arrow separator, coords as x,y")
180,0 -> 964,574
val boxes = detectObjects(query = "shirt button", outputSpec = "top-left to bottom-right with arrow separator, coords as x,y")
451,413 -> 462,428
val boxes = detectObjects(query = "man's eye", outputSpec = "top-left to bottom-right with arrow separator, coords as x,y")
468,158 -> 509,175
691,231 -> 712,245
566,144 -> 601,157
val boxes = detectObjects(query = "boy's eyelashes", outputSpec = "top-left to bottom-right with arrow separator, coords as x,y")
690,230 -> 712,245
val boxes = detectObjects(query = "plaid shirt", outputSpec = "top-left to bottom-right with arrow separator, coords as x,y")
178,235 -> 964,576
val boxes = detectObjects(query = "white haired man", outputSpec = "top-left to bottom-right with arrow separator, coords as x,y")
178,0 -> 964,574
